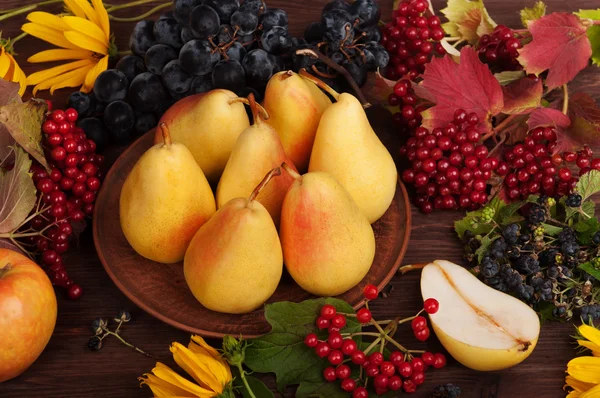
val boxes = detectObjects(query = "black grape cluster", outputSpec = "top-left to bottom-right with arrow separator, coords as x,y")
67,0 -> 292,148
294,0 -> 389,91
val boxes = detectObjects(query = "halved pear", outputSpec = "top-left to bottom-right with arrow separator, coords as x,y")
420,260 -> 540,371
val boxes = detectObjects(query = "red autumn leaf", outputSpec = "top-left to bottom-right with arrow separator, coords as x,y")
517,13 -> 592,90
420,46 -> 504,133
362,70 -> 396,108
501,77 -> 543,115
527,107 -> 574,154
567,92 -> 600,152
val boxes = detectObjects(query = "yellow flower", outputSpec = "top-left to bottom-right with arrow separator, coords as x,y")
565,324 -> 600,397
0,36 -> 27,95
21,0 -> 114,94
139,335 -> 233,397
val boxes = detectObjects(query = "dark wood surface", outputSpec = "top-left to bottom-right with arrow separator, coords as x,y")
1,0 -> 599,397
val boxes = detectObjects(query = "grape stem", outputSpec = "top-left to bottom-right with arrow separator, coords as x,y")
311,64 -> 337,79
295,48 -> 371,107
562,84 -> 569,115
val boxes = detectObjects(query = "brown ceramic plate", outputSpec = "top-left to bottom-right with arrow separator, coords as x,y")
93,129 -> 412,338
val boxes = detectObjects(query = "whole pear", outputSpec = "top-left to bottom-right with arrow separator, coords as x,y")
157,89 -> 250,184
184,168 -> 283,314
280,164 -> 376,296
120,123 -> 216,263
309,92 -> 397,223
263,71 -> 332,172
216,94 -> 297,226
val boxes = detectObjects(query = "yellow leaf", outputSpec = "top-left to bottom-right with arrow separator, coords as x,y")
568,356 -> 600,384
32,63 -> 92,95
26,58 -> 94,85
62,16 -> 108,45
150,362 -> 215,397
520,1 -> 546,28
82,54 -> 108,92
64,31 -> 107,54
28,49 -> 94,63
21,22 -> 79,50
441,0 -> 497,44
26,11 -> 69,31
91,0 -> 110,40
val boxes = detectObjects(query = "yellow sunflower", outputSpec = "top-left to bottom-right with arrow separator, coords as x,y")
0,34 -> 27,95
21,0 -> 115,94
564,324 -> 600,397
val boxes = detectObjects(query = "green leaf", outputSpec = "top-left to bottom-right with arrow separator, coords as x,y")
582,201 -> 596,219
576,169 -> 600,201
475,235 -> 492,262
233,374 -> 275,398
520,1 -> 547,28
441,0 -> 497,44
541,223 -> 563,236
578,262 -> 600,281
576,9 -> 600,66
497,200 -> 525,224
454,196 -> 508,239
296,379 -> 347,398
536,300 -> 556,322
244,298 -> 360,393
494,70 -> 526,86
0,146 -> 37,234
574,217 -> 600,244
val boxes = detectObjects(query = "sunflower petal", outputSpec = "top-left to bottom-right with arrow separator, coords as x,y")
0,50 -> 10,78
26,59 -> 94,86
21,23 -> 79,50
70,0 -> 100,26
26,11 -> 69,31
188,336 -> 231,381
579,341 -> 600,357
568,356 -> 600,384
82,54 -> 108,92
5,53 -> 27,96
49,64 -> 93,94
150,362 -> 215,397
91,0 -> 110,40
581,384 -> 600,398
64,31 -> 107,54
62,16 -> 107,45
139,373 -> 197,397
64,0 -> 86,18
171,342 -> 225,393
580,325 -> 600,347
565,375 -> 597,392
32,64 -> 92,95
28,49 -> 94,63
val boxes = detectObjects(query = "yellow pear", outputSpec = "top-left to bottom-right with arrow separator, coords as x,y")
184,168 -> 283,314
280,163 -> 376,296
421,260 -> 540,371
157,89 -> 250,184
120,123 -> 216,264
263,70 -> 332,172
309,90 -> 397,224
216,94 -> 297,226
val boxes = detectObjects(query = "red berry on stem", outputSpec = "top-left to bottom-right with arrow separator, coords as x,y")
433,353 -> 447,368
335,364 -> 351,380
320,304 -> 337,319
424,297 -> 439,314
390,351 -> 404,367
421,352 -> 435,365
411,371 -> 425,386
65,108 -> 78,122
403,379 -> 417,393
331,314 -> 346,329
374,374 -> 389,389
341,339 -> 357,355
315,342 -> 330,358
352,387 -> 368,398
351,350 -> 366,365
411,315 -> 427,331
316,316 -> 330,329
380,361 -> 395,376
341,378 -> 356,392
323,366 -> 337,382
411,357 -> 426,372
415,326 -> 431,341
363,284 -> 378,300
388,375 -> 402,391
356,308 -> 372,323
304,333 -> 318,348
327,332 -> 343,349
399,361 -> 413,377
328,350 -> 343,365
365,364 -> 379,377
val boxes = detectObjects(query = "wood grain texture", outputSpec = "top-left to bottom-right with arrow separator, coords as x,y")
1,0 -> 599,397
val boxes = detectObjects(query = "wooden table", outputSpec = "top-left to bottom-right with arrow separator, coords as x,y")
1,0 -> 599,396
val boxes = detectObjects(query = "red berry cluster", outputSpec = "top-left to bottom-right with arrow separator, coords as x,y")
477,25 -> 522,71
387,79 -> 427,135
26,102 -> 104,299
304,285 -> 447,396
400,107 -> 499,213
499,128 -> 598,200
382,0 -> 446,82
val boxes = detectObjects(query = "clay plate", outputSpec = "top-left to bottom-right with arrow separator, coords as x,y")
93,129 -> 412,338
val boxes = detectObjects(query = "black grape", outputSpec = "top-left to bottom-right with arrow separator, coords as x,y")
181,26 -> 196,42
212,59 -> 246,93
321,9 -> 353,42
226,42 -> 247,62
261,26 -> 291,54
291,37 -> 308,48
241,49 -> 276,91
116,55 -> 146,82
92,93 -> 105,115
179,39 -> 221,75
153,17 -> 184,49
358,26 -> 381,43
133,113 -> 157,136
216,25 -> 234,45
104,100 -> 135,138
237,33 -> 255,45
190,5 -> 220,39
238,0 -> 266,16
159,11 -> 174,20
129,20 -> 156,56
322,0 -> 350,13
67,91 -> 95,118
230,9 -> 258,35
304,22 -> 323,43
330,52 -> 344,64
342,59 -> 367,86
203,0 -> 239,24
78,118 -> 109,153
349,0 -> 380,29
145,44 -> 178,75
173,0 -> 203,24
127,72 -> 167,112
365,41 -> 389,69
190,76 -> 214,94
162,60 -> 193,95
93,69 -> 128,103
292,43 -> 317,71
259,8 -> 287,31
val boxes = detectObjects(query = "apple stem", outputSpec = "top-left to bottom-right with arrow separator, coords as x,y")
298,68 -> 340,101
280,162 -> 302,182
247,167 -> 282,205
159,122 -> 172,146
229,95 -> 270,122
0,263 -> 12,278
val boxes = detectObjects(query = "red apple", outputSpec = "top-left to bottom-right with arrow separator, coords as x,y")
0,248 -> 57,383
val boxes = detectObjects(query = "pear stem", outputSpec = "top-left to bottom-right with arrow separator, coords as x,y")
247,167 -> 282,205
298,69 -> 340,101
228,96 -> 270,121
159,122 -> 172,146
280,162 -> 302,182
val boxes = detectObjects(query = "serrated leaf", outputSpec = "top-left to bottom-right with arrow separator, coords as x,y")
526,107 -> 574,154
576,169 -> 600,201
244,299 -> 360,393
501,77 -> 543,115
518,13 -> 592,90
362,70 -> 397,110
0,98 -> 49,171
441,0 -> 496,44
541,223 -> 563,236
0,146 -> 37,234
475,235 -> 493,262
455,197 -> 507,239
576,9 -> 600,66
0,80 -> 20,164
494,70 -> 526,86
520,1 -> 547,28
420,46 -> 503,133
578,262 -> 600,281
497,200 -> 525,224
537,300 -> 557,322
567,92 -> 600,152
574,217 -> 599,244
